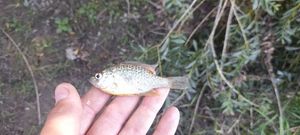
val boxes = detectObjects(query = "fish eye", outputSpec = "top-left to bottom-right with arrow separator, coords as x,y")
95,73 -> 102,79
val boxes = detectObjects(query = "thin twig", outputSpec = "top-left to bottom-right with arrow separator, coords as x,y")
126,0 -> 130,15
177,0 -> 206,31
169,90 -> 186,107
221,3 -> 234,68
179,93 -> 199,108
204,0 -> 258,107
156,0 -> 198,75
250,106 -> 253,129
227,114 -> 242,133
156,47 -> 163,76
268,69 -> 284,135
146,0 -> 161,9
158,0 -> 198,49
214,60 -> 258,107
204,0 -> 228,49
262,37 -> 284,134
188,85 -> 206,135
1,28 -> 41,125
230,0 -> 249,49
184,7 -> 216,47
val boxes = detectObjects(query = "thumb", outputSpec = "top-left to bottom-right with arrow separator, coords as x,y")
41,83 -> 82,135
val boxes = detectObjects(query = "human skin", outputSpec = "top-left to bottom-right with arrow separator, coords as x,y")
40,83 -> 180,135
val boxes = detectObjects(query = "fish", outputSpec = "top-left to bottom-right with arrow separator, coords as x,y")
89,62 -> 189,96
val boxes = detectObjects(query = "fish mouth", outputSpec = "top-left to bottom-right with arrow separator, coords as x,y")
89,77 -> 98,87
89,77 -> 106,91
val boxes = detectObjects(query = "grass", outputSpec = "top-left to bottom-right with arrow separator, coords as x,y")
36,61 -> 72,80
146,12 -> 155,22
55,17 -> 72,33
5,18 -> 26,32
77,1 -> 100,25
286,95 -> 300,126
12,80 -> 34,97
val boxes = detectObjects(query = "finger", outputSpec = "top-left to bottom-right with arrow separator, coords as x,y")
118,88 -> 170,135
153,107 -> 180,135
41,83 -> 82,135
80,87 -> 111,134
87,96 -> 140,135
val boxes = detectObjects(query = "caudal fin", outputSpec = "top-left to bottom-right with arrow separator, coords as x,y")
167,76 -> 189,90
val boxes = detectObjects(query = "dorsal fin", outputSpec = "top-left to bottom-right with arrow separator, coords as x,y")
121,61 -> 157,74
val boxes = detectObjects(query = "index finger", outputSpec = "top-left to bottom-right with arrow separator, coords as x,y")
118,88 -> 170,135
80,87 -> 111,134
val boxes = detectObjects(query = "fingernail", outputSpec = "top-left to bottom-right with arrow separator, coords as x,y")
55,86 -> 69,103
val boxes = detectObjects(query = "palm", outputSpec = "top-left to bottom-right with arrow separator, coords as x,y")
41,83 -> 179,135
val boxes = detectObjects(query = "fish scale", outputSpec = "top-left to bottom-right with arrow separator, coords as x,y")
89,63 -> 189,96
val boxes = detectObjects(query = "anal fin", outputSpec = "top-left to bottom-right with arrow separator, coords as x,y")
140,89 -> 160,96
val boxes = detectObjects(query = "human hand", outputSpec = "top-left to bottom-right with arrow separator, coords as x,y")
41,83 -> 180,135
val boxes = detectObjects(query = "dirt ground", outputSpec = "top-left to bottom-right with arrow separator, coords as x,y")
0,0 -> 172,134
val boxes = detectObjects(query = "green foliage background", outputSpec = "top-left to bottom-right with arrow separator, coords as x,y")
137,0 -> 300,134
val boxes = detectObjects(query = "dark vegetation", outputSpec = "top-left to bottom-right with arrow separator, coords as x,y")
1,0 -> 300,134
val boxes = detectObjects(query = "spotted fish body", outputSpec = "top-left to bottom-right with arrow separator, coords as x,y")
89,63 -> 189,96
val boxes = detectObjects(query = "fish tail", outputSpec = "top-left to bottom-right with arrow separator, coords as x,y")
167,76 -> 189,90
